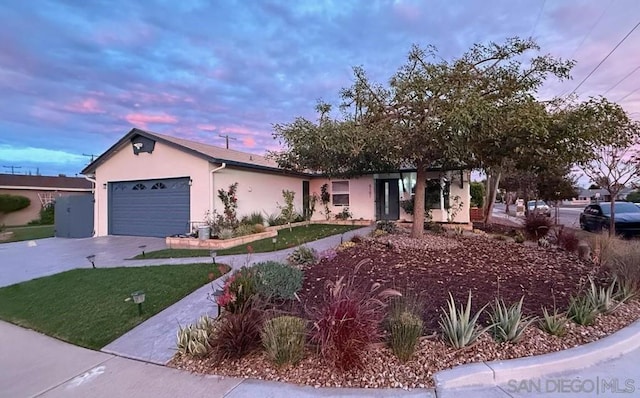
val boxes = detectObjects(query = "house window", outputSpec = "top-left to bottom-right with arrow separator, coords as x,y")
414,179 -> 450,209
151,182 -> 166,190
332,181 -> 349,206
132,183 -> 147,190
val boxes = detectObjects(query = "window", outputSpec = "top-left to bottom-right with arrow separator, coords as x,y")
132,183 -> 146,190
331,181 -> 349,206
414,179 -> 450,209
151,182 -> 166,190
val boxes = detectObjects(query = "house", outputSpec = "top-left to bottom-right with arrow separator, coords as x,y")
0,174 -> 93,226
81,128 -> 471,237
571,188 -> 635,205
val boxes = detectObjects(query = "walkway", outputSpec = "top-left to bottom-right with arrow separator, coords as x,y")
102,226 -> 373,364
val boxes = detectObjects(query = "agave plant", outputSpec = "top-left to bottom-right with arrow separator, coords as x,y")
587,277 -> 625,314
539,306 -> 568,337
489,297 -> 535,343
567,294 -> 599,326
439,291 -> 491,349
176,315 -> 214,357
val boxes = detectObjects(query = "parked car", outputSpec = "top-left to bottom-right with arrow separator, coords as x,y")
579,201 -> 640,237
526,200 -> 551,217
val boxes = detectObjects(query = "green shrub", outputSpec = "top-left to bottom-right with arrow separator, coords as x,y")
261,315 -> 307,366
470,181 -> 485,208
254,261 -> 303,300
0,194 -> 31,215
246,212 -> 264,226
176,315 -> 214,357
514,231 -> 525,244
219,228 -> 234,239
593,237 -> 640,298
335,207 -> 352,220
27,203 -> 55,225
265,212 -> 286,226
489,297 -> 534,343
567,294 -> 599,326
215,267 -> 258,313
538,307 -> 568,337
234,223 -> 256,237
389,311 -> 423,362
287,246 -> 318,267
439,292 -> 490,348
376,220 -> 397,234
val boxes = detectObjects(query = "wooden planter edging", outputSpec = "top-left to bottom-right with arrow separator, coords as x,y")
166,230 -> 277,250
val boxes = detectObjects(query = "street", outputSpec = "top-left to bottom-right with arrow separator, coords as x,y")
492,203 -> 584,228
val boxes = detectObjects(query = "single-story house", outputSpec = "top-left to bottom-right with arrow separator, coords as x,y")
81,128 -> 471,237
0,174 -> 93,226
571,188 -> 635,205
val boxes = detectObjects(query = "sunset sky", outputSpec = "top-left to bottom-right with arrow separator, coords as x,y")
1,0 -> 639,177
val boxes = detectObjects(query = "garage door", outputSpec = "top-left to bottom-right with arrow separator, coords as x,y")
109,177 -> 190,237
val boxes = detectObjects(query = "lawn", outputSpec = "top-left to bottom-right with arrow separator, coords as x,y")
135,224 -> 364,259
1,225 -> 55,242
0,263 -> 229,349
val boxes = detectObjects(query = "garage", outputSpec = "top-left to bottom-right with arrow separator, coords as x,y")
108,177 -> 190,237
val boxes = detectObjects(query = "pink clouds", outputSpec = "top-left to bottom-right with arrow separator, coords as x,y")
65,98 -> 105,114
242,137 -> 256,148
197,124 -> 217,131
125,113 -> 178,128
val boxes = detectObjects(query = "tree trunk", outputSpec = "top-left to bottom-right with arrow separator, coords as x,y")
411,164 -> 427,238
483,171 -> 501,224
609,198 -> 616,236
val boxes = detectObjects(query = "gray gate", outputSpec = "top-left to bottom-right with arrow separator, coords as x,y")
108,177 -> 190,237
55,195 -> 95,238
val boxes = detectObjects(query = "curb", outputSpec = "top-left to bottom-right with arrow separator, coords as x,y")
433,319 -> 640,392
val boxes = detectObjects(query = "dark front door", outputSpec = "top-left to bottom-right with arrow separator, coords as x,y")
376,179 -> 400,220
302,181 -> 310,220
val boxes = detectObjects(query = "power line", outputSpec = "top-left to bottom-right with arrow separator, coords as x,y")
529,0 -> 547,37
603,65 -> 640,96
2,165 -> 21,174
569,0 -> 613,59
218,134 -> 237,149
617,86 -> 640,102
568,20 -> 640,96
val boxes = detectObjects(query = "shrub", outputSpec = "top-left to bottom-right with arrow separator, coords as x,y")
470,181 -> 485,208
265,212 -> 286,226
247,212 -> 264,225
439,292 -> 490,348
28,203 -> 55,225
287,246 -> 318,267
261,316 -> 307,366
309,269 -> 399,371
253,261 -> 303,300
350,234 -> 363,243
216,267 -> 258,313
552,227 -> 580,252
233,223 -> 256,237
0,194 -> 31,215
587,277 -> 624,314
514,231 -> 525,244
253,223 -> 266,233
176,316 -> 213,357
567,294 -> 599,326
335,207 -> 352,220
425,222 -> 445,235
523,214 -> 553,240
539,307 -> 568,337
219,228 -> 234,239
211,300 -> 263,360
489,297 -> 534,343
595,238 -> 640,298
387,296 -> 423,362
376,220 -> 397,234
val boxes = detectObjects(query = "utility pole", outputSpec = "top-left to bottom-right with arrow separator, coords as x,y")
2,165 -> 21,174
218,134 -> 237,149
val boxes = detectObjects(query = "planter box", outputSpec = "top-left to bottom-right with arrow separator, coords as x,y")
166,230 -> 277,250
265,220 -> 373,232
470,207 -> 484,221
0,231 -> 14,242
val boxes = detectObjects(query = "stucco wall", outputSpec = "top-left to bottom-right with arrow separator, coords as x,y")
0,189 -> 90,226
212,167 -> 306,222
309,176 -> 375,221
92,141 -> 211,236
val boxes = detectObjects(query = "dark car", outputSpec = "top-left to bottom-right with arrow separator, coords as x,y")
579,202 -> 640,237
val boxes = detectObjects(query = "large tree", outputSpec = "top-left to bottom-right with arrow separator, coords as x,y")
273,38 -> 574,238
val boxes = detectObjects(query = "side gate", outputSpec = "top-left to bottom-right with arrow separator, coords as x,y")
55,195 -> 94,238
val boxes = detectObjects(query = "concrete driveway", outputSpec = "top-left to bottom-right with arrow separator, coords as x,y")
0,236 -> 166,288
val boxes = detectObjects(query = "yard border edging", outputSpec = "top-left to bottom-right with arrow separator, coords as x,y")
433,319 -> 640,391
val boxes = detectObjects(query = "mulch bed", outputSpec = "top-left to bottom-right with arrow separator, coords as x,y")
170,225 -> 640,389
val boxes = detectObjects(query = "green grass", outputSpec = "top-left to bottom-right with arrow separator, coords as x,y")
136,224 -> 363,259
0,263 -> 229,349
1,225 -> 54,242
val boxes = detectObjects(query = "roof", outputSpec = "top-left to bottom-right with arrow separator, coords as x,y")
81,128 -> 309,176
0,174 -> 93,190
578,188 -> 634,197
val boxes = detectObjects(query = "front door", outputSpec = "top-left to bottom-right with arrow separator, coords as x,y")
376,179 -> 400,220
302,181 -> 310,220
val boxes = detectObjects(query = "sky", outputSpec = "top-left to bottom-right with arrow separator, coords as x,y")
0,0 -> 639,179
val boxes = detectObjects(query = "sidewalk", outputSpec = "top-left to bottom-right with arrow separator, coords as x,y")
102,226 -> 374,364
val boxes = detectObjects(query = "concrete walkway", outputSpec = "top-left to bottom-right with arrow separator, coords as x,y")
102,226 -> 373,364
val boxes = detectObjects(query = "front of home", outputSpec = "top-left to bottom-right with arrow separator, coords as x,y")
81,128 -> 471,237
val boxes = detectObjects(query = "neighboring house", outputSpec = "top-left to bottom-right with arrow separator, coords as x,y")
0,174 -> 93,226
570,188 -> 635,205
81,128 -> 471,237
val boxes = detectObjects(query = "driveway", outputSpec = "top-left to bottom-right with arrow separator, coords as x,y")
0,236 -> 166,288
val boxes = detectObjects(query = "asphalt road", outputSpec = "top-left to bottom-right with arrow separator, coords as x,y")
492,203 -> 584,228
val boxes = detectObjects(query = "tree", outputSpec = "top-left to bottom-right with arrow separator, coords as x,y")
469,181 -> 485,208
273,38 -> 574,238
581,145 -> 640,235
626,191 -> 640,203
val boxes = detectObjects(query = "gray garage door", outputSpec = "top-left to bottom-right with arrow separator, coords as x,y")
109,177 -> 190,237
